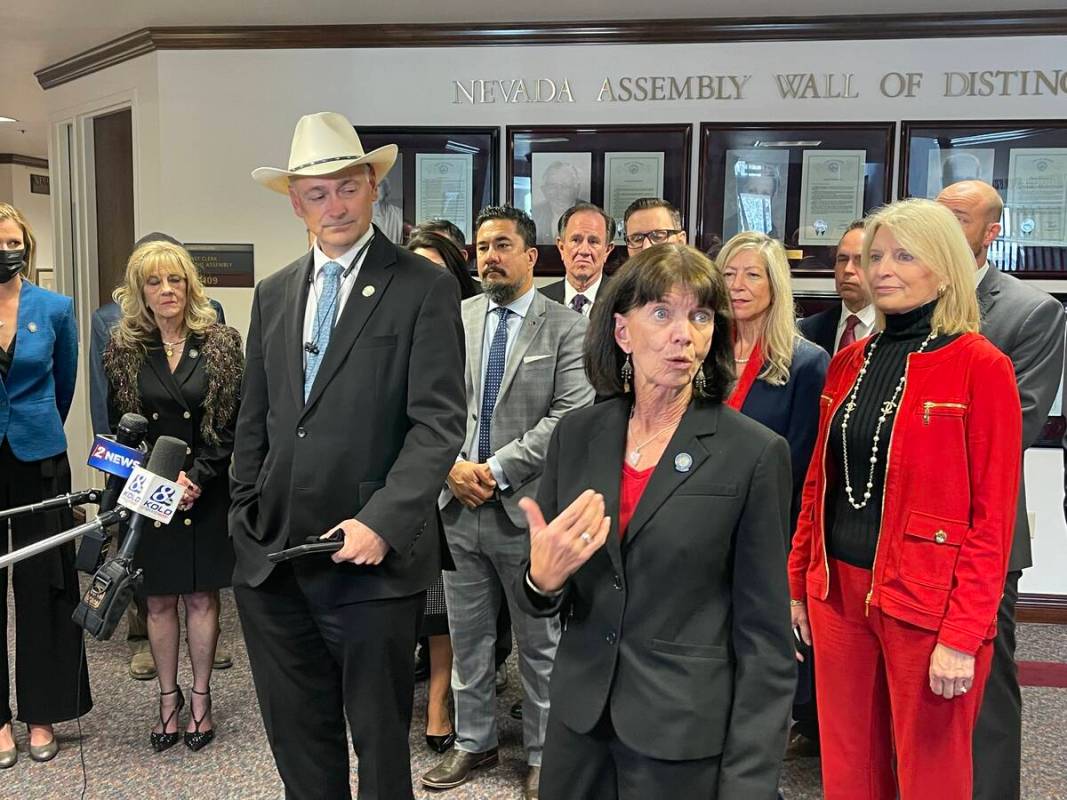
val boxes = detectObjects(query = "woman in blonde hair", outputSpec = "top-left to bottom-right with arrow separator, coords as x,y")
789,199 -> 1021,799
105,240 -> 243,753
0,203 -> 87,768
716,231 -> 829,529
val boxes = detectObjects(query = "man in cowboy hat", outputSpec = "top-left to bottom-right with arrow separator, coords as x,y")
231,111 -> 466,800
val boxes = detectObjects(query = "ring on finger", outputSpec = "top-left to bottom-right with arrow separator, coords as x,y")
579,532 -> 592,544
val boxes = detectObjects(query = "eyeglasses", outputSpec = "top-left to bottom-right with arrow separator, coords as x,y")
624,229 -> 682,248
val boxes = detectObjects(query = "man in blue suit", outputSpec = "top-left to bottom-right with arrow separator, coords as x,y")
88,232 -> 229,680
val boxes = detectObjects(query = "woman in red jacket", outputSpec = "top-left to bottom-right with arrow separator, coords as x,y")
789,198 -> 1021,800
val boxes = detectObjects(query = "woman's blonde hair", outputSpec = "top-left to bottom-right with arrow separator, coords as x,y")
113,241 -> 217,352
862,199 -> 980,335
714,231 -> 797,386
0,202 -> 37,283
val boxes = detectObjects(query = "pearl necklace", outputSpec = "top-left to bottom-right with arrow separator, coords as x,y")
840,330 -> 935,510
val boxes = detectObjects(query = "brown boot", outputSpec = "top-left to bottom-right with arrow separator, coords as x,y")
421,748 -> 498,790
129,640 -> 157,680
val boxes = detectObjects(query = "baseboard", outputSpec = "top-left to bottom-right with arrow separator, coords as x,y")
1018,593 -> 1067,625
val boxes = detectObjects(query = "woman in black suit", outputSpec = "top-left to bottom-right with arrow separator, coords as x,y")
517,244 -> 795,799
105,241 -> 243,753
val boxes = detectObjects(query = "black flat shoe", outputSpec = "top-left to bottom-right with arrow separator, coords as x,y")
425,729 -> 456,753
184,688 -> 215,752
150,687 -> 185,752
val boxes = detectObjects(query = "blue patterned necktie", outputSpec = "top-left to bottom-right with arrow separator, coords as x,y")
303,260 -> 343,402
478,307 -> 511,462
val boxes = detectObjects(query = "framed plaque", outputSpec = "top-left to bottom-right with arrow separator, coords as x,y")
356,127 -> 499,249
508,124 -> 692,277
697,122 -> 895,276
901,120 -> 1067,277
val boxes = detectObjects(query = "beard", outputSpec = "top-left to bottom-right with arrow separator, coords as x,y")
482,273 -> 523,306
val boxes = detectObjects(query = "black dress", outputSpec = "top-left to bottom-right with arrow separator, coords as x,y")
107,329 -> 240,595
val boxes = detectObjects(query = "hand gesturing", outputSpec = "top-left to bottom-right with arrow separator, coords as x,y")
520,490 -> 612,594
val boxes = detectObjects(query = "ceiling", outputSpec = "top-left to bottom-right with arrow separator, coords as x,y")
2,1 -> 1064,157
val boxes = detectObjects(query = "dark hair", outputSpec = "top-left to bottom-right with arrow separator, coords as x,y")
135,231 -> 183,249
556,202 -> 617,241
845,219 -> 865,234
585,243 -> 734,402
474,205 -> 537,250
406,230 -> 479,300
412,218 -> 466,249
704,233 -> 724,261
622,197 -> 683,231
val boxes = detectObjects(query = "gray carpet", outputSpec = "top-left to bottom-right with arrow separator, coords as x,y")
2,589 -> 1065,799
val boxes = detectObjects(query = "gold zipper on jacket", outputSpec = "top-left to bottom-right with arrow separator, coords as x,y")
866,353 -> 914,616
923,401 -> 967,425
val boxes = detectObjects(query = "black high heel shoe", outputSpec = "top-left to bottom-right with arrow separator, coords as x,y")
150,688 -> 185,752
425,728 -> 456,753
185,688 -> 215,752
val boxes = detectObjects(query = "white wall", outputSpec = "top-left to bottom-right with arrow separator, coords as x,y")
43,35 -> 1067,593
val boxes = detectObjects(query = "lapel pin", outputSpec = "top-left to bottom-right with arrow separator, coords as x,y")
674,452 -> 693,473
188,349 -> 199,359
27,322 -> 37,333
362,285 -> 375,298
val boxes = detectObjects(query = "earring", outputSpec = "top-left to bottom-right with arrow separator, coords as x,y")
937,284 -> 947,296
620,354 -> 633,393
693,364 -> 707,394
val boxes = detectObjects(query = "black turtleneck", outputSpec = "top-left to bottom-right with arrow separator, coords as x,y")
826,301 -> 958,569
0,334 -> 13,382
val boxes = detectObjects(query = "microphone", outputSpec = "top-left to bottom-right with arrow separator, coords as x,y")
75,413 -> 149,573
72,435 -> 187,641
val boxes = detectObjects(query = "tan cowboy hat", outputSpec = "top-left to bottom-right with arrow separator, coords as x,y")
252,111 -> 397,194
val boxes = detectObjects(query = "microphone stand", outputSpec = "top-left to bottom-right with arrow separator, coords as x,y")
0,489 -> 103,522
0,508 -> 129,570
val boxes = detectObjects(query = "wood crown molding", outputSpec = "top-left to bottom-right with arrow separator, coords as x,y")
0,153 -> 49,170
36,11 -> 1067,90
1018,593 -> 1067,625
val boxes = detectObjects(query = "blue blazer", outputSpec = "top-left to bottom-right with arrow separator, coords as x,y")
89,298 -> 225,435
740,336 -> 829,531
0,280 -> 78,461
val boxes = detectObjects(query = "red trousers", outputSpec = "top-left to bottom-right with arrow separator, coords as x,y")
808,559 -> 993,800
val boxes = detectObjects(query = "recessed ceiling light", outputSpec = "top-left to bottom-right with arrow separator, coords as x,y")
0,117 -> 17,124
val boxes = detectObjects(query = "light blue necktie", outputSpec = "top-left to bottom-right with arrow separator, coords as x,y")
478,307 -> 511,462
304,261 -> 343,402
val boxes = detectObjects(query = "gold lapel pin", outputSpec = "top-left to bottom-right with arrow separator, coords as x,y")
362,285 -> 375,298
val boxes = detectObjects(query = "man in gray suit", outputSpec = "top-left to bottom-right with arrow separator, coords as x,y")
938,180 -> 1066,800
422,206 -> 594,800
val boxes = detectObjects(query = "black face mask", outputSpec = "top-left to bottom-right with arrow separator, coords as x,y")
0,249 -> 26,283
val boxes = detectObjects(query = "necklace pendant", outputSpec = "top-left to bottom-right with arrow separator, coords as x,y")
627,449 -> 642,467
165,346 -> 174,357
881,400 -> 897,416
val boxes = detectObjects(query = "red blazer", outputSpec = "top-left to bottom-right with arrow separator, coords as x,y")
788,332 -> 1021,655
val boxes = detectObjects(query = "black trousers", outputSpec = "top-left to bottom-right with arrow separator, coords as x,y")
235,563 -> 423,800
0,440 -> 92,727
539,706 -> 722,800
972,569 -> 1022,800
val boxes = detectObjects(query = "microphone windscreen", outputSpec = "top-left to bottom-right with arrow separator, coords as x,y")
116,413 -> 149,444
145,436 -> 187,482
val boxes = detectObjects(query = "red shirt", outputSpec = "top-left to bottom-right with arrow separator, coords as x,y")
619,461 -> 655,538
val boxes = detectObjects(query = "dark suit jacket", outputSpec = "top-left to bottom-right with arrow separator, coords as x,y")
740,337 -> 829,532
978,265 -> 1066,571
90,298 -> 225,436
538,274 -> 609,309
797,302 -> 841,356
518,398 -> 795,797
228,228 -> 467,605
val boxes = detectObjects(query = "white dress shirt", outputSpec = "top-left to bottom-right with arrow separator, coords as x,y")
477,286 -> 537,490
302,227 -> 375,367
563,274 -> 603,315
834,302 -> 877,352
